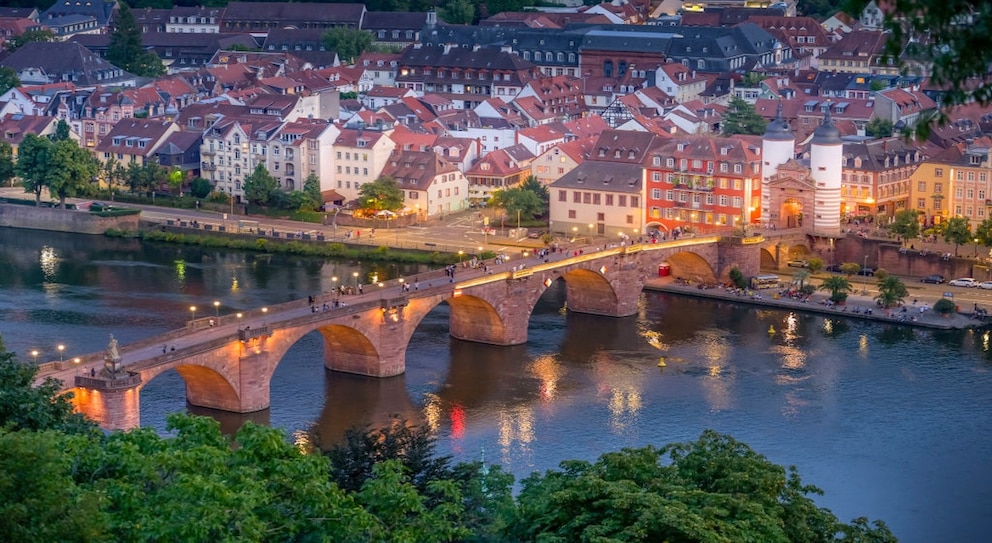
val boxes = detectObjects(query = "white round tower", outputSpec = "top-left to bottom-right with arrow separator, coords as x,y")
809,110 -> 843,234
761,102 -> 794,226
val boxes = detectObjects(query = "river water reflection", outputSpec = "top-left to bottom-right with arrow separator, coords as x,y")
1,227 -> 991,542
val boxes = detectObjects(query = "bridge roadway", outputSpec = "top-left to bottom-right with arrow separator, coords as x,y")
34,235 -> 754,430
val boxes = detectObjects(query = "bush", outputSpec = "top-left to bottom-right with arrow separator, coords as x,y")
729,267 -> 748,289
830,291 -> 849,303
933,298 -> 956,315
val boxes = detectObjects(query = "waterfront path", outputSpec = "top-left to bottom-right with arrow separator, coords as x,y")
646,277 -> 984,330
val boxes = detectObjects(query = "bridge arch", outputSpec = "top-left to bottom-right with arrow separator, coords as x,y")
666,251 -> 717,283
447,293 -> 512,344
316,324 -> 381,376
139,360 -> 243,414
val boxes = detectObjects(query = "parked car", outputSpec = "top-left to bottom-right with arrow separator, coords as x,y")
921,274 -> 946,284
856,267 -> 876,276
949,278 -> 979,287
979,281 -> 992,290
824,264 -> 843,273
787,259 -> 809,268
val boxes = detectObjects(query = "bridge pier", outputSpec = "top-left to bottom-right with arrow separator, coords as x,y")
71,374 -> 143,431
563,262 -> 644,317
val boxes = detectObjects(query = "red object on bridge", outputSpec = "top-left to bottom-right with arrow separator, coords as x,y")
658,263 -> 671,277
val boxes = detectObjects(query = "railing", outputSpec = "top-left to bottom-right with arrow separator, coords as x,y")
75,373 -> 142,390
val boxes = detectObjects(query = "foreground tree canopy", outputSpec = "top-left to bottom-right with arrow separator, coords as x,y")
0,335 -> 895,542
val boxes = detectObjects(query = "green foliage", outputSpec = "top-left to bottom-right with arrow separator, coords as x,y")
0,430 -> 107,542
0,337 -> 96,435
321,26 -> 374,63
438,0 -> 475,24
0,66 -> 20,96
807,257 -> 824,274
842,0 -> 992,138
933,297 -> 957,315
889,209 -> 921,242
489,177 -> 548,222
509,430 -> 894,543
942,216 -> 972,256
243,163 -> 280,206
15,133 -> 51,205
820,275 -> 853,303
358,175 -> 405,212
792,268 -> 812,289
4,29 -> 55,53
189,177 -> 212,199
53,119 -> 70,141
975,217 -> 992,249
875,275 -> 908,308
106,3 -> 164,77
303,172 -> 323,204
729,267 -> 747,288
865,117 -> 893,138
0,141 -> 14,187
839,262 -> 862,276
46,139 -> 100,208
721,96 -> 767,136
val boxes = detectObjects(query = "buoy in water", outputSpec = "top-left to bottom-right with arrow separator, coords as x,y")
658,356 -> 666,367
768,325 -> 776,335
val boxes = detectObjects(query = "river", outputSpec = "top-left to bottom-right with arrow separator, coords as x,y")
1,227 -> 991,542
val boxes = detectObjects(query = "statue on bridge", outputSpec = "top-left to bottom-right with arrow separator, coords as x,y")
103,333 -> 123,377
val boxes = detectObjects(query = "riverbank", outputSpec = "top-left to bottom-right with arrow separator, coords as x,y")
644,277 -> 986,330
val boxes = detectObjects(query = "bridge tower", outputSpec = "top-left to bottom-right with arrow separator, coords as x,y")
761,101 -> 795,227
809,110 -> 844,235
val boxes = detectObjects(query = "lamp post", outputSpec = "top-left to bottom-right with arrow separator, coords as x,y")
73,357 -> 81,375
572,226 -> 578,241
975,238 -> 980,258
458,250 -> 464,264
353,271 -> 359,289
57,344 -> 65,363
261,307 -> 268,326
31,350 -> 38,364
588,223 -> 594,240
213,300 -> 220,317
236,312 -> 243,330
190,305 -> 197,324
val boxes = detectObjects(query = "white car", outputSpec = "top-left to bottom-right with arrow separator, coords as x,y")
949,278 -> 979,287
979,281 -> 992,290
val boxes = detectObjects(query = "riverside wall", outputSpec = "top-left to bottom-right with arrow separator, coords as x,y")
0,203 -> 140,234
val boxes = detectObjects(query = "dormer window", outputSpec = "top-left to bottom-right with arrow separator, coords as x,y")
357,139 -> 367,147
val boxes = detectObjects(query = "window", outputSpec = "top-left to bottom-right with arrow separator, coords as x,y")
583,193 -> 591,204
917,198 -> 926,208
597,212 -> 605,221
918,181 -> 926,192
630,196 -> 639,207
558,190 -> 567,202
935,183 -> 943,193
935,168 -> 943,177
593,194 -> 601,205
568,209 -> 576,219
605,194 -> 613,206
665,190 -> 674,201
618,195 -> 627,207
652,172 -> 661,182
573,191 -> 581,203
626,215 -> 633,224
651,188 -> 662,199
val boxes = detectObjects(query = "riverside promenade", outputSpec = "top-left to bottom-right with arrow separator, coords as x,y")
645,277 -> 985,330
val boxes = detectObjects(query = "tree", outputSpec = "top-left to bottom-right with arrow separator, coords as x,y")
875,275 -> 908,309
52,119 -> 71,142
15,133 -> 52,205
105,3 -> 164,77
46,139 -> 99,208
865,117 -> 893,138
807,257 -> 824,275
839,262 -> 862,277
792,268 -> 812,290
0,66 -> 20,96
933,297 -> 957,316
942,216 -> 972,256
520,174 -> 549,209
0,141 -> 13,188
889,209 -> 921,244
4,29 -> 55,53
321,27 -> 374,64
303,173 -> 323,205
974,217 -> 992,253
242,163 -> 279,206
844,0 -> 992,138
438,0 -> 475,24
358,175 -> 405,213
721,97 -> 767,136
819,275 -> 853,303
509,430 -> 895,543
189,177 -> 212,199
0,334 -> 96,435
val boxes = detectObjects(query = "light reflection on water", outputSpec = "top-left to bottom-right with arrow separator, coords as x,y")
3,228 -> 992,543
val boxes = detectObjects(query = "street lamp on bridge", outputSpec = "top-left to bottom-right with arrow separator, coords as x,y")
190,305 -> 197,323
353,271 -> 359,289
31,350 -> 38,364
213,300 -> 221,317
57,344 -> 65,363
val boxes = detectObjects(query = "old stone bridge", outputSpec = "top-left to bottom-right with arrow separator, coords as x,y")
36,235 -> 762,431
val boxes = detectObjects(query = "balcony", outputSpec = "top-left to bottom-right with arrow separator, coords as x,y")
201,162 -> 217,171
201,149 -> 216,156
